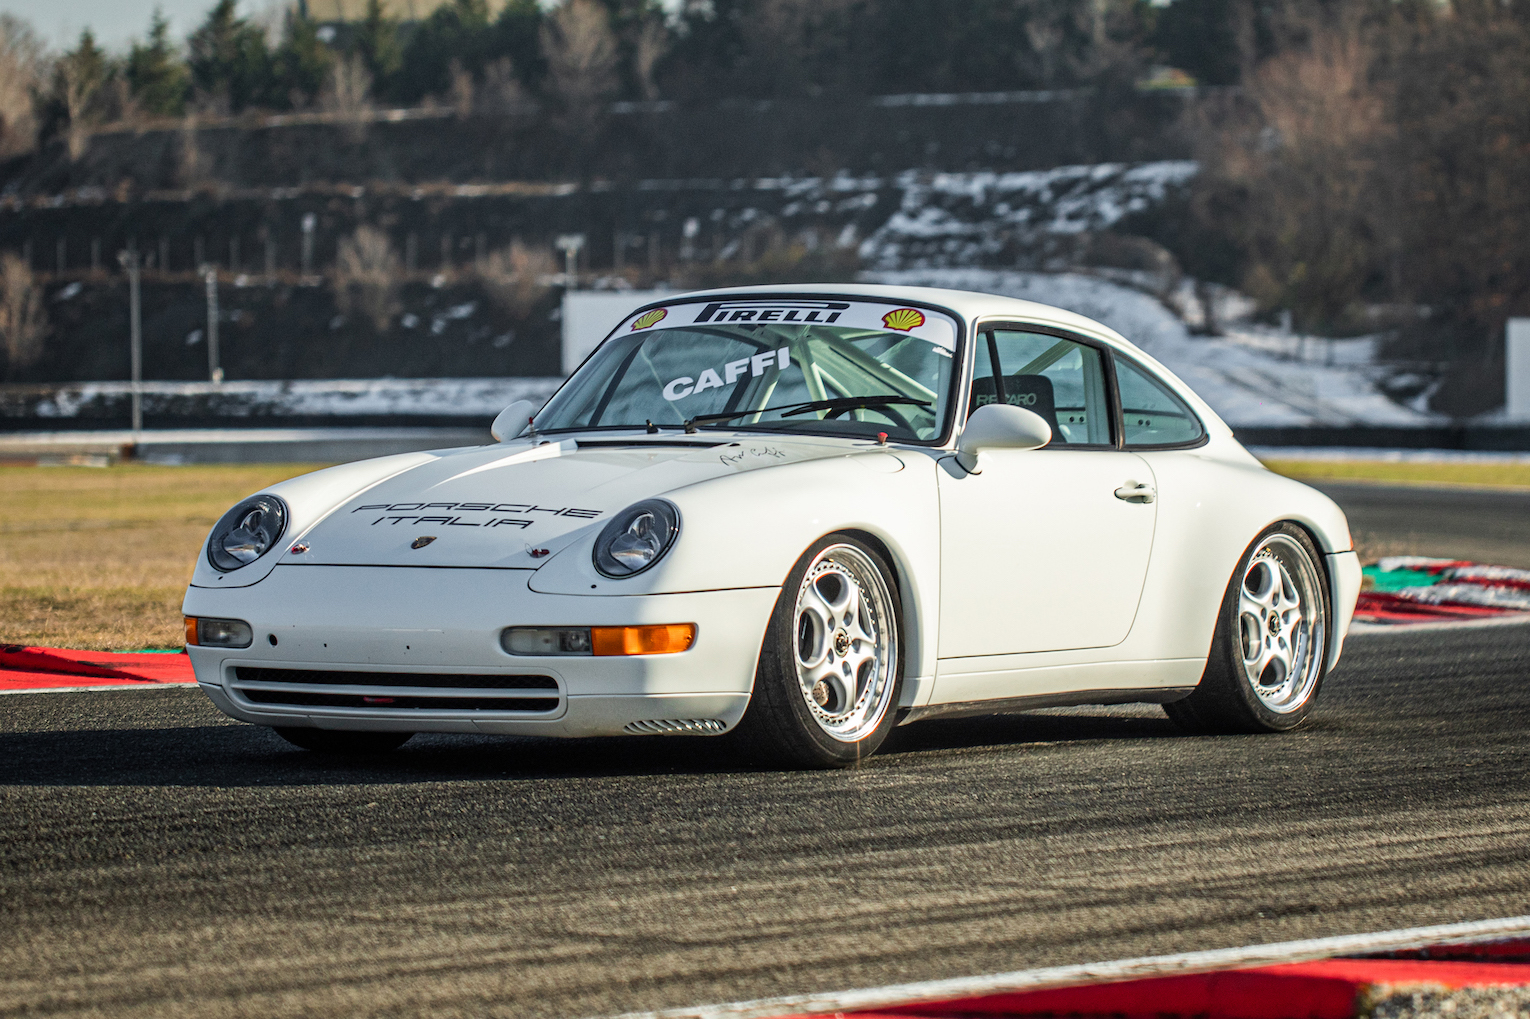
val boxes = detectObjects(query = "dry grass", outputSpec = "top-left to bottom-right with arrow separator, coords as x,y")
1262,458 -> 1530,490
0,463 -> 325,650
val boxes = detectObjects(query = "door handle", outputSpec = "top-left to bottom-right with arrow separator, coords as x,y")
1114,481 -> 1156,504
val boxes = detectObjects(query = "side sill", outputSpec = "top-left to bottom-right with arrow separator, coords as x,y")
900,686 -> 1197,724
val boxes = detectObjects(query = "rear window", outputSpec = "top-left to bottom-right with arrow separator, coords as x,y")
1115,357 -> 1204,447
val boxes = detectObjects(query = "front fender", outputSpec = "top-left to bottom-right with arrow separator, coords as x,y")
527,449 -> 943,691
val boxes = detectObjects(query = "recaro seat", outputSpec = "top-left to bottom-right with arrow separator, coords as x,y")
968,373 -> 1059,442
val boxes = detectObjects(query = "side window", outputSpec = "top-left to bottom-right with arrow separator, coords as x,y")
1115,357 -> 1205,447
969,330 -> 1111,446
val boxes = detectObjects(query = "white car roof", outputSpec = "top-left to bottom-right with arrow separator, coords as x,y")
653,282 -> 1133,351
644,283 -> 1237,448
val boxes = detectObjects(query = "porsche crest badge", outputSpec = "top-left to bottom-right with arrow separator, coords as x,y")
411,536 -> 437,549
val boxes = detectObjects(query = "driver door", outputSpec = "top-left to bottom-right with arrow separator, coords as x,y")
937,329 -> 1158,666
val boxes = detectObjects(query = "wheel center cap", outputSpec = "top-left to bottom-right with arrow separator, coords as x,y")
833,629 -> 850,657
1268,613 -> 1282,635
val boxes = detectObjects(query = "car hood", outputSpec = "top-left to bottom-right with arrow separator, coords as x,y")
281,435 -> 876,569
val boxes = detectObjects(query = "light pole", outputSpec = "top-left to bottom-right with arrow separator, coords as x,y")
555,233 -> 586,288
301,213 -> 316,277
203,265 -> 222,383
117,247 -> 142,442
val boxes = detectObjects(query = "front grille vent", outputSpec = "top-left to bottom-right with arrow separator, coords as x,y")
240,689 -> 558,712
231,666 -> 560,713
624,718 -> 727,735
234,667 -> 557,690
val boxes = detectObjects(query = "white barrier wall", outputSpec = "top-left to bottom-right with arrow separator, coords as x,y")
561,290 -> 679,374
1508,318 -> 1530,420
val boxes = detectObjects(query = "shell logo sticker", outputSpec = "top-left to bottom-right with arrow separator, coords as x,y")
631,308 -> 668,330
882,308 -> 925,332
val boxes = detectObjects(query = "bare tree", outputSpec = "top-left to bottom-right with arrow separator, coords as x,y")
1191,16 -> 1388,333
477,239 -> 556,317
334,225 -> 401,331
0,252 -> 47,377
0,17 -> 42,159
540,0 -> 619,143
633,16 -> 668,102
56,31 -> 111,161
320,52 -> 372,118
319,53 -> 372,141
1024,15 -> 1064,88
448,58 -> 474,119
478,57 -> 526,115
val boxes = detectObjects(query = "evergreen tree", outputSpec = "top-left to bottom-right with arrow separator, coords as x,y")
272,9 -> 334,108
354,0 -> 403,96
492,0 -> 547,92
127,8 -> 190,116
1151,0 -> 1242,85
187,0 -> 272,112
393,0 -> 493,104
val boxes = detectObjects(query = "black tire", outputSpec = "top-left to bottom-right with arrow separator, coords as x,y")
730,533 -> 905,769
1165,522 -> 1331,734
273,727 -> 413,754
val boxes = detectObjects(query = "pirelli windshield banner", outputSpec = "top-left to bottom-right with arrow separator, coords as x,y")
616,298 -> 959,350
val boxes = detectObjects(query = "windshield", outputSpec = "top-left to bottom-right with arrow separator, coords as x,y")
536,298 -> 961,441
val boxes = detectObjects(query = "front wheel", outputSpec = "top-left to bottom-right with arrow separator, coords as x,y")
731,534 -> 904,768
1165,522 -> 1331,734
273,727 -> 413,754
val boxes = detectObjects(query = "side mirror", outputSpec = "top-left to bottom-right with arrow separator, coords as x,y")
955,403 -> 1051,473
490,400 -> 537,443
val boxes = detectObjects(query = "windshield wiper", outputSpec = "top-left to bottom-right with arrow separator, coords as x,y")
685,395 -> 932,432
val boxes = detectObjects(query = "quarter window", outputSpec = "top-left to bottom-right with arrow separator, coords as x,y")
969,330 -> 1112,446
1115,357 -> 1205,447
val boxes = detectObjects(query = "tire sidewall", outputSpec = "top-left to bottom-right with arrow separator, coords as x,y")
1220,522 -> 1331,730
750,533 -> 905,767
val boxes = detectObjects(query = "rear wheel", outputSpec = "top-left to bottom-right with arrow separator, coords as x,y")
1165,523 -> 1330,734
273,727 -> 413,754
731,534 -> 904,768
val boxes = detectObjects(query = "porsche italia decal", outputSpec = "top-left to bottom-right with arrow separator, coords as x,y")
631,308 -> 667,330
663,347 -> 791,401
351,501 -> 602,531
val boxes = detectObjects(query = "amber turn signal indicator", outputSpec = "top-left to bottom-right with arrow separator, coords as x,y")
183,616 -> 254,649
591,624 -> 696,656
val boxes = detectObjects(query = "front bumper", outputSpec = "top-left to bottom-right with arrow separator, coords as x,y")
184,565 -> 779,737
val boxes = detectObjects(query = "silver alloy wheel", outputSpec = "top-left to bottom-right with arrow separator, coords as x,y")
792,543 -> 897,742
1237,533 -> 1326,713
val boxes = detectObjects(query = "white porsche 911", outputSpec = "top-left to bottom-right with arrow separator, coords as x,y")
183,284 -> 1361,768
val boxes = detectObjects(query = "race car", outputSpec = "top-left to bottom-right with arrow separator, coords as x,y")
183,284 -> 1361,768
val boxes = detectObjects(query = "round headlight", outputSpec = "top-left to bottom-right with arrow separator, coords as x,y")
592,499 -> 680,578
207,494 -> 289,572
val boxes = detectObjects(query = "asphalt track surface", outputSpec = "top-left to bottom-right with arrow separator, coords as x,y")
4,483 -> 1530,1019
1308,479 -> 1530,569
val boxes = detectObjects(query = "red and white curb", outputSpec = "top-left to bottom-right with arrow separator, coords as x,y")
1356,558 -> 1530,626
607,916 -> 1530,1019
0,644 -> 195,694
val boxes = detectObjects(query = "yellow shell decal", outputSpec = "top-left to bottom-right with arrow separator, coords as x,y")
631,308 -> 668,331
882,307 -> 925,332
